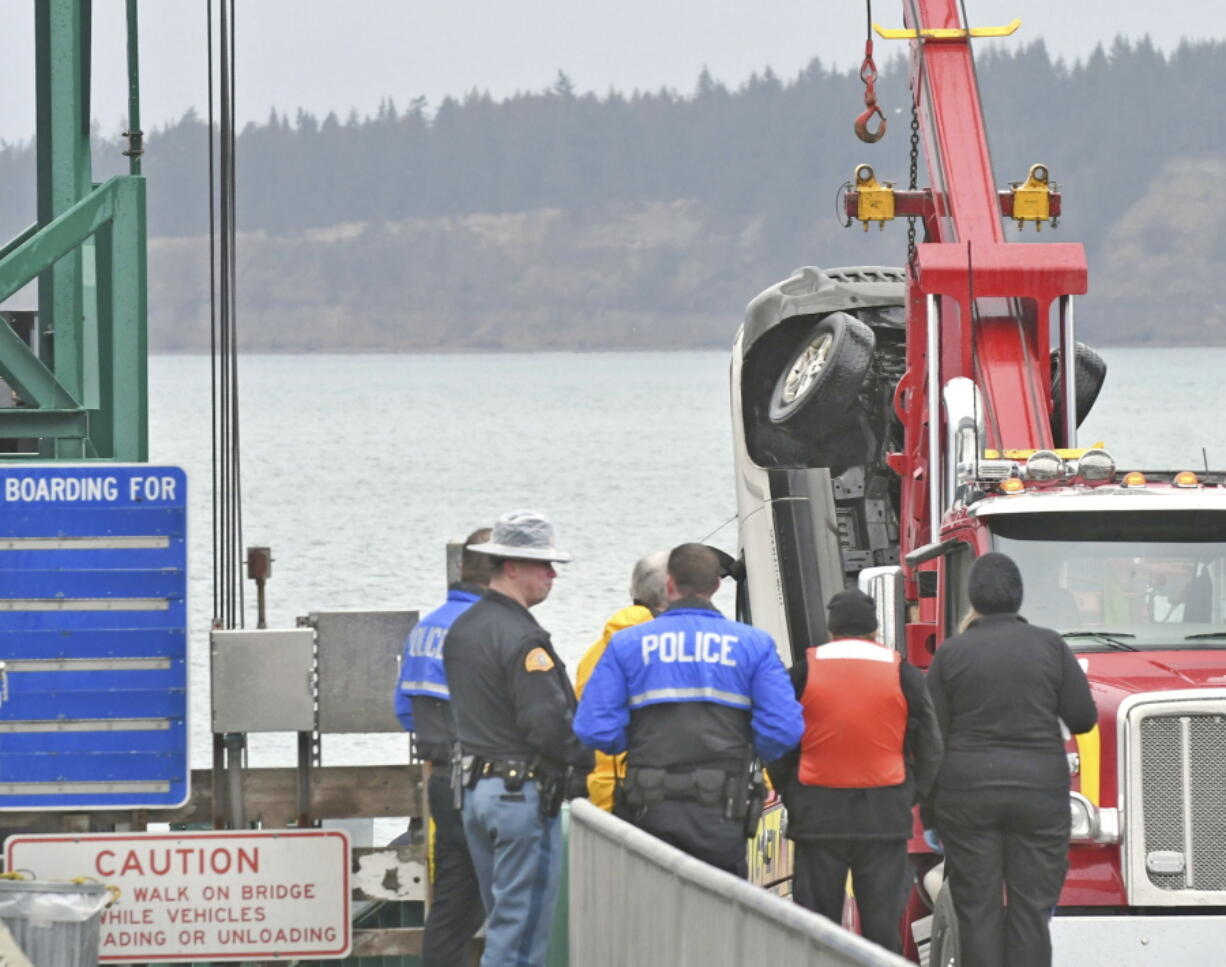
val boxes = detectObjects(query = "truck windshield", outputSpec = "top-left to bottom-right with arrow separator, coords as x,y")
989,511 -> 1226,649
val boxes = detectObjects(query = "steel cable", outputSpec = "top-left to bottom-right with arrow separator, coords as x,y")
208,0 -> 245,630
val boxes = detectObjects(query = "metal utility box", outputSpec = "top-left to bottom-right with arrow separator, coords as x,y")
210,629 -> 316,732
310,610 -> 418,734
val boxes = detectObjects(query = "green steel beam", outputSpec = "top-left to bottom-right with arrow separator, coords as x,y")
125,0 -> 142,176
2,1 -> 146,461
35,0 -> 92,409
0,322 -> 78,410
0,410 -> 88,439
0,176 -> 145,457
0,182 -> 116,305
93,177 -> 148,461
0,224 -> 39,263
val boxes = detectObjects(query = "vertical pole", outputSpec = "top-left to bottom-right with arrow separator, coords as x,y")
97,178 -> 148,461
1059,296 -> 1077,450
225,732 -> 247,829
211,731 -> 227,828
446,539 -> 464,587
297,730 -> 314,829
124,0 -> 143,175
255,580 -> 266,628
34,0 -> 92,457
246,546 -> 272,628
926,294 -> 941,544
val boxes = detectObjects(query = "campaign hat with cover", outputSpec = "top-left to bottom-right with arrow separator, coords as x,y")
467,509 -> 574,563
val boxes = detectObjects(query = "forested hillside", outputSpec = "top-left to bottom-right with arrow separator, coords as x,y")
3,38 -> 1224,349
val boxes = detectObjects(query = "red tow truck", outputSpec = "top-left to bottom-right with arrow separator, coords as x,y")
731,2 -> 1226,964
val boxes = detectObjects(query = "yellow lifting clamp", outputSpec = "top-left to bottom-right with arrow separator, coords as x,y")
854,164 -> 895,231
1010,163 -> 1054,231
985,444 -> 1107,461
873,18 -> 1022,41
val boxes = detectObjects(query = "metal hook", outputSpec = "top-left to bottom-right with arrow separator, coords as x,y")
855,106 -> 888,143
855,37 -> 886,143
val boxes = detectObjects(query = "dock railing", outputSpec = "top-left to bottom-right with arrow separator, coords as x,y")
568,799 -> 912,967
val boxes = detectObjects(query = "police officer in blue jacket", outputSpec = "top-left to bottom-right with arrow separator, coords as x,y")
574,542 -> 804,875
393,526 -> 491,967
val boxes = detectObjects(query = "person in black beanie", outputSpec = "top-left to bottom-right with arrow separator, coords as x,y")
767,589 -> 942,953
926,552 -> 1096,967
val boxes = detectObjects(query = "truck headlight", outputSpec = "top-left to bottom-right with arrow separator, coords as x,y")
1025,449 -> 1065,482
1070,791 -> 1121,844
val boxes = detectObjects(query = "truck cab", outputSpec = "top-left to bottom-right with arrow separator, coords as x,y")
732,263 -> 1226,965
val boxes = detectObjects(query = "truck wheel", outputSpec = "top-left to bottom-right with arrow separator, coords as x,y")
768,312 -> 874,424
930,883 -> 960,967
1050,342 -> 1107,427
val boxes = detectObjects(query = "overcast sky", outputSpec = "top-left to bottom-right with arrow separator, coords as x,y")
3,0 -> 1226,144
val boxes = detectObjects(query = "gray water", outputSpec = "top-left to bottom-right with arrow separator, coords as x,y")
148,347 -> 1226,779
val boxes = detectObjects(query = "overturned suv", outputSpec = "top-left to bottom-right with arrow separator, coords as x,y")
730,265 -> 1105,665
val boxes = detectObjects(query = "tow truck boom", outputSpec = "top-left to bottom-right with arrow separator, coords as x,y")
866,2 -> 1089,577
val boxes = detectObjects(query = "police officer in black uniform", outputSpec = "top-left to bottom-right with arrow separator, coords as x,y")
392,527 -> 491,967
927,552 -> 1096,967
443,510 -> 591,967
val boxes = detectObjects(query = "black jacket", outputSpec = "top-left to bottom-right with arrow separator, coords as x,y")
443,590 -> 592,775
926,612 -> 1096,803
767,649 -> 943,841
412,696 -> 455,764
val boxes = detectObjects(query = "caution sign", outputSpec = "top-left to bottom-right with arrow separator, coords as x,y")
5,830 -> 351,963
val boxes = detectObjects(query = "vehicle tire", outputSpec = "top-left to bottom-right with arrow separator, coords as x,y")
1050,342 -> 1107,427
768,312 -> 875,424
929,883 -> 961,967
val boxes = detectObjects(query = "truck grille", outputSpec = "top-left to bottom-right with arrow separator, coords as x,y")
1138,711 -> 1226,891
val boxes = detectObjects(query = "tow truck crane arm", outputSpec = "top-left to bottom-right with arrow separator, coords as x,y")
867,1 -> 1089,556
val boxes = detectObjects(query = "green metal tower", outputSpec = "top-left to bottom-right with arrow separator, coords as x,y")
0,0 -> 147,461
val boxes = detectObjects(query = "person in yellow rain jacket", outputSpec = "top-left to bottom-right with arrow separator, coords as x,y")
574,551 -> 668,809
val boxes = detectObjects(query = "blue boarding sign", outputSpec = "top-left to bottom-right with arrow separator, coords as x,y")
0,466 -> 188,810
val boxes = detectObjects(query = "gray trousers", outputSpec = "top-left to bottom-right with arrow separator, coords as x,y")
462,776 -> 562,967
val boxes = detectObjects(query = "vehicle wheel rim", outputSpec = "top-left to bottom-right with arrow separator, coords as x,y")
780,334 -> 833,405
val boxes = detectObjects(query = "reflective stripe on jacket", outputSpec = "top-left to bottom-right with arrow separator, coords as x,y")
799,638 -> 907,788
574,601 -> 804,764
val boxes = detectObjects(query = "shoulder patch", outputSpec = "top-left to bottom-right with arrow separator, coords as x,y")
525,646 -> 555,673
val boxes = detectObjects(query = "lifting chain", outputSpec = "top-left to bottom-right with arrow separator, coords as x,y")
907,97 -> 920,262
855,1 -> 887,143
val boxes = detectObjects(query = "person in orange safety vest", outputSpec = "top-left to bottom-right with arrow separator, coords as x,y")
767,589 -> 943,954
573,551 -> 669,809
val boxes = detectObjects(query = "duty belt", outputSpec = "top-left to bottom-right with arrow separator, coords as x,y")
478,760 -> 540,783
621,766 -> 729,807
